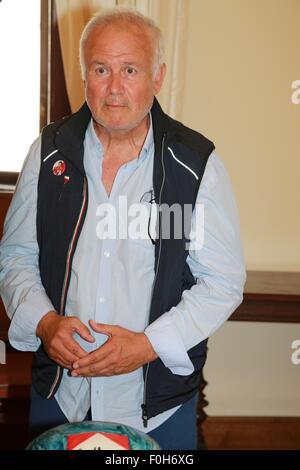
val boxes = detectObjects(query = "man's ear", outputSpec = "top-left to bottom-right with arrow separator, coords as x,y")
153,63 -> 167,95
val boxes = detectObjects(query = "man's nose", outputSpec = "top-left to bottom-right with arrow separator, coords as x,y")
108,73 -> 124,94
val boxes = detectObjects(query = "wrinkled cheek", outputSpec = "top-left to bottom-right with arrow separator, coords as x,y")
86,96 -> 105,118
86,82 -> 106,102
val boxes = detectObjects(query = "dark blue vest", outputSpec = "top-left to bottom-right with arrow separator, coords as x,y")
33,99 -> 215,422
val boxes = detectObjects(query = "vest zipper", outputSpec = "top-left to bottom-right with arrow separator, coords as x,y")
141,133 -> 167,427
47,177 -> 88,399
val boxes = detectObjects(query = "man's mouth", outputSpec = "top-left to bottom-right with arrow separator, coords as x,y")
105,103 -> 127,108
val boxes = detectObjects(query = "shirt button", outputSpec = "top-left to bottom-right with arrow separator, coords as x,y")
99,297 -> 105,303
104,251 -> 110,257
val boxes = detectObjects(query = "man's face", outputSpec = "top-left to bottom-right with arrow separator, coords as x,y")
84,23 -> 166,134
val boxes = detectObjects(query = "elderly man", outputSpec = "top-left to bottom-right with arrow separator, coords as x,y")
0,9 -> 245,449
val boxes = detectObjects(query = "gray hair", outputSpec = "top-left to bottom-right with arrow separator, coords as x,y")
79,8 -> 165,80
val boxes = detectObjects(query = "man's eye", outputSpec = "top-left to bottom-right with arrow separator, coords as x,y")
126,67 -> 137,75
96,67 -> 107,75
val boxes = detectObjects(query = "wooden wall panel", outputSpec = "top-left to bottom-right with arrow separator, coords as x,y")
0,193 -> 12,338
203,417 -> 300,450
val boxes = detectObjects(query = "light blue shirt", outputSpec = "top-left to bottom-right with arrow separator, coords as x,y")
0,117 -> 246,432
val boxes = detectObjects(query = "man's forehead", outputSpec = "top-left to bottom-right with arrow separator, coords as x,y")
87,22 -> 152,48
88,45 -> 148,64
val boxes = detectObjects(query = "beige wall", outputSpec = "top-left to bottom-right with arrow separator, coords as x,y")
204,322 -> 300,416
182,0 -> 300,271
181,0 -> 300,416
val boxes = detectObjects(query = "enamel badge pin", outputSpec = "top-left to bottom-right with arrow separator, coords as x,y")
52,160 -> 66,176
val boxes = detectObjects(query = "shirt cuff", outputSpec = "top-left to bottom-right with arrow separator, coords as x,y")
8,291 -> 55,351
144,318 -> 195,376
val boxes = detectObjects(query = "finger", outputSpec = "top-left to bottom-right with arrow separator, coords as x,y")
88,320 -> 113,337
71,365 -> 96,377
71,361 -> 113,377
56,344 -> 84,367
72,342 -> 113,370
48,337 -> 88,366
62,348 -> 84,364
72,320 -> 95,343
51,350 -> 75,369
65,337 -> 90,359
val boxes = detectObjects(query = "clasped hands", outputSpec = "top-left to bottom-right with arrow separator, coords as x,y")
36,311 -> 158,377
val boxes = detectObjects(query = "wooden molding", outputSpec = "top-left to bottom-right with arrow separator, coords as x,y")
40,0 -> 50,130
0,173 -> 18,187
0,192 -> 13,237
244,271 -> 300,296
40,0 -> 71,128
231,293 -> 300,323
230,271 -> 300,323
0,349 -> 32,399
202,416 -> 300,450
